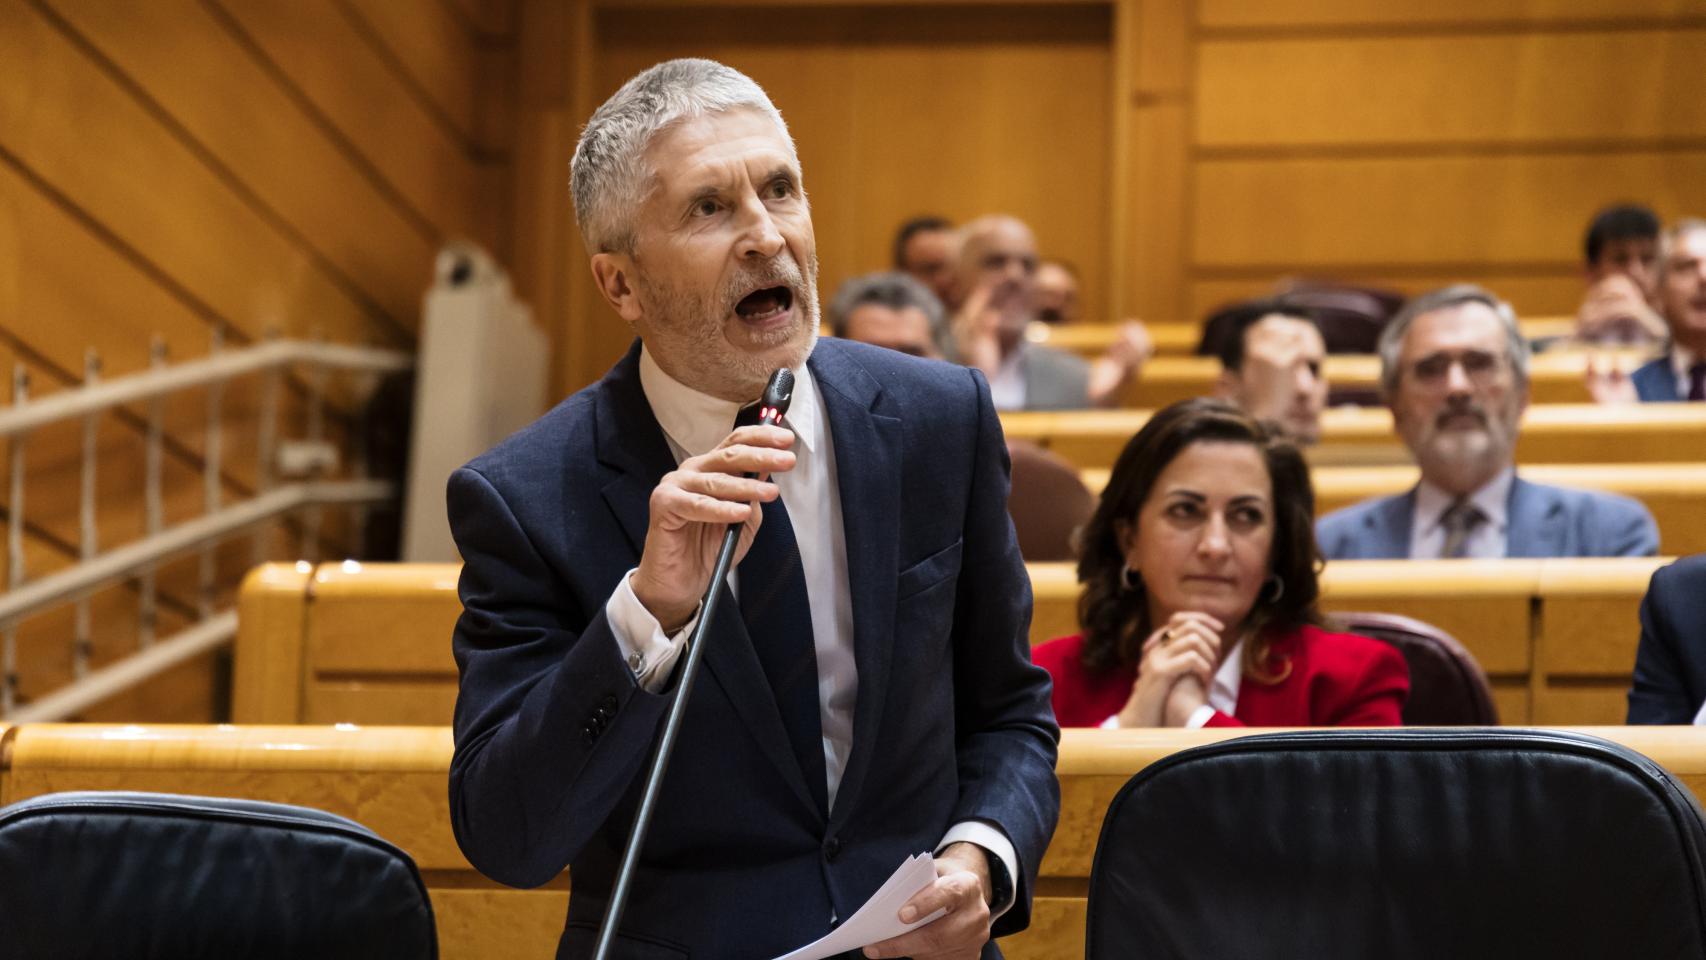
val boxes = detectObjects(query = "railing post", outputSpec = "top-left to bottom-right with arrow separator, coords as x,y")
252,328 -> 280,572
74,350 -> 100,678
139,338 -> 166,649
303,333 -> 327,562
199,326 -> 223,620
5,365 -> 29,713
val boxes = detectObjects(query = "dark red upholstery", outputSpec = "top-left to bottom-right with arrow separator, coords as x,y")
1005,440 -> 1095,562
1333,611 -> 1499,725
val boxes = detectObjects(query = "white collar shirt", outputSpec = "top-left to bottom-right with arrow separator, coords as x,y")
1409,466 -> 1515,559
988,346 -> 1028,411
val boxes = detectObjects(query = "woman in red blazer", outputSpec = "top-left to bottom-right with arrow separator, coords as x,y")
1034,399 -> 1408,728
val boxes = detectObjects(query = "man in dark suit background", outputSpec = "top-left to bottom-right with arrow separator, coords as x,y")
1628,555 -> 1706,724
445,58 -> 1058,960
1630,219 -> 1706,402
1317,284 -> 1658,560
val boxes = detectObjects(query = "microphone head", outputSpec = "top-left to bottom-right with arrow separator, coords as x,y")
760,369 -> 795,422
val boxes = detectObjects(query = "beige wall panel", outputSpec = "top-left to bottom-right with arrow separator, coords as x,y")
1199,0 -> 1700,29
577,6 -> 1114,393
0,1 -> 405,351
48,0 -> 435,332
1531,685 -> 1628,726
211,0 -> 493,250
1192,153 -> 1706,267
1189,273 -> 1582,323
340,0 -> 482,149
1197,31 -> 1706,147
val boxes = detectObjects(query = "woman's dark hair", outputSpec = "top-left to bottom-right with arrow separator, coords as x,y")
1075,398 -> 1322,683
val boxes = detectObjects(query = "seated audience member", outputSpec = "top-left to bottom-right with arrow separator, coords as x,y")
1033,399 -> 1409,728
1628,219 -> 1706,402
1317,285 -> 1659,559
1628,554 -> 1706,724
827,271 -> 953,360
893,215 -> 960,309
1212,300 -> 1328,444
1034,260 -> 1080,325
953,215 -> 1148,409
1577,203 -> 1666,345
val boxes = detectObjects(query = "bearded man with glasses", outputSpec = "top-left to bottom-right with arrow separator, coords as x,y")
1316,284 -> 1658,560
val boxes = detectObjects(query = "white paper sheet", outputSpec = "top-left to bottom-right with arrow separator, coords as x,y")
767,852 -> 947,960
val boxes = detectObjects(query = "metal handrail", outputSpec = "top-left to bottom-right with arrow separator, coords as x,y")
1,334 -> 413,718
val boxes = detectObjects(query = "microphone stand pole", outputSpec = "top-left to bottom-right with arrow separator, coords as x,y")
593,369 -> 792,959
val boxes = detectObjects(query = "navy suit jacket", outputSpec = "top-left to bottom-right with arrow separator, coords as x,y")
1315,476 -> 1659,560
1631,356 -> 1679,402
1628,554 -> 1706,724
446,338 -> 1060,959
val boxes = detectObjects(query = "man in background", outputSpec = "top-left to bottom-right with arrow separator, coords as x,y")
828,271 -> 953,360
1630,219 -> 1706,402
1577,203 -> 1666,345
1034,260 -> 1080,325
1317,284 -> 1658,560
1627,554 -> 1706,724
1212,301 -> 1329,445
894,215 -> 960,309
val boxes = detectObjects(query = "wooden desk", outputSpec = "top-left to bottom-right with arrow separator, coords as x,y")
1029,316 -> 1584,359
1004,403 -> 1706,470
5,723 -> 1703,960
1081,462 -> 1706,557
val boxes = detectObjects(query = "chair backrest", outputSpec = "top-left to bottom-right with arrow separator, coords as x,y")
0,791 -> 437,960
1087,730 -> 1706,959
1005,440 -> 1096,562
1333,610 -> 1499,725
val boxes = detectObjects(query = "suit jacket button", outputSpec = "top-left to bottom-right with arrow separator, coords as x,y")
823,836 -> 841,862
581,722 -> 598,743
600,695 -> 619,714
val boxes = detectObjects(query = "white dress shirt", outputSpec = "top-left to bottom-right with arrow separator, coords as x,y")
1101,639 -> 1244,729
1671,345 -> 1704,399
988,348 -> 1027,411
1408,467 -> 1515,560
604,346 -> 1017,914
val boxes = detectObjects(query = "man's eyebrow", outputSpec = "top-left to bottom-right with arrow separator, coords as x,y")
762,164 -> 799,184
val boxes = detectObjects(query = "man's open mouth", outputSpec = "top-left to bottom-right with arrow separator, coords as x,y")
735,286 -> 793,322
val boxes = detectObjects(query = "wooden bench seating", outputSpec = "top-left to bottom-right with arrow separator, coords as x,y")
1002,403 -> 1706,470
1081,462 -> 1706,557
4,722 -> 1703,960
235,557 -> 1665,728
1030,317 -> 1581,359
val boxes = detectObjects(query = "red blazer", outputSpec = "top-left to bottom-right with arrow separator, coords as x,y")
1033,623 -> 1409,728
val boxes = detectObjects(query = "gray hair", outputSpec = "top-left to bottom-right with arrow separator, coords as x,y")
570,59 -> 794,254
1377,284 -> 1529,397
828,272 -> 956,361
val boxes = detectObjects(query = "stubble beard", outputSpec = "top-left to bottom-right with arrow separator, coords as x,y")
635,252 -> 821,401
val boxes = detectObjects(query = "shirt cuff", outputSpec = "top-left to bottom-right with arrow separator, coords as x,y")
1184,704 -> 1217,729
605,569 -> 701,693
1098,713 -> 1121,730
937,821 -> 1019,921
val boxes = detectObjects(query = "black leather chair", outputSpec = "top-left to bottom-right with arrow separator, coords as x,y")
1087,730 -> 1706,959
1334,611 -> 1499,725
0,791 -> 436,960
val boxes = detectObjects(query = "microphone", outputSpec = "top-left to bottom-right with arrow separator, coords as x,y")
593,368 -> 795,960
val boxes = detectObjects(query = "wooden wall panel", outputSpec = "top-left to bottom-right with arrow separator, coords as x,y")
1197,31 -> 1706,148
1198,0 -> 1703,30
578,4 -> 1115,386
210,0 -> 495,252
340,0 -> 486,151
1192,153 -> 1706,268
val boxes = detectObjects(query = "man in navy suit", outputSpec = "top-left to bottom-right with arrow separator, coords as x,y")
1630,219 -> 1706,402
1317,285 -> 1658,560
1628,555 -> 1706,724
445,59 -> 1058,960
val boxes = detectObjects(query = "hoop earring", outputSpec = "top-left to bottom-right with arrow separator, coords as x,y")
1264,573 -> 1285,604
1120,563 -> 1140,591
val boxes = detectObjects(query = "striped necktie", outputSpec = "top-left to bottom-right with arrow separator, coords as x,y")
1438,498 -> 1487,559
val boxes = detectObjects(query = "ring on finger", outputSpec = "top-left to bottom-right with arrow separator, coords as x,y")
1162,627 -> 1176,645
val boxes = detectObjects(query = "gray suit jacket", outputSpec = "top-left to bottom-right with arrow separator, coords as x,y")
1021,344 -> 1090,410
1315,476 -> 1660,560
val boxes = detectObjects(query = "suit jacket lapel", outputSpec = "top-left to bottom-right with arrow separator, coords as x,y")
1506,476 -> 1565,558
810,344 -> 902,825
593,340 -> 820,818
1364,491 -> 1416,557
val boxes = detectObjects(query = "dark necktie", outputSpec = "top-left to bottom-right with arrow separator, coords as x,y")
1688,362 -> 1706,402
734,403 -> 828,814
1438,498 -> 1487,559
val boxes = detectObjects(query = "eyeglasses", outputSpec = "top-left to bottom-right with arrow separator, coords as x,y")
1406,349 -> 1506,388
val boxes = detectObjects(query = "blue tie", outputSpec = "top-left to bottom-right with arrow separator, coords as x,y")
735,405 -> 828,815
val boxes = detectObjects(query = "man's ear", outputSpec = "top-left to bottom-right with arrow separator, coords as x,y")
590,253 -> 643,325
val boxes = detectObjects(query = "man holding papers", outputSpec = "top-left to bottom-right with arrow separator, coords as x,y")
445,59 -> 1059,959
